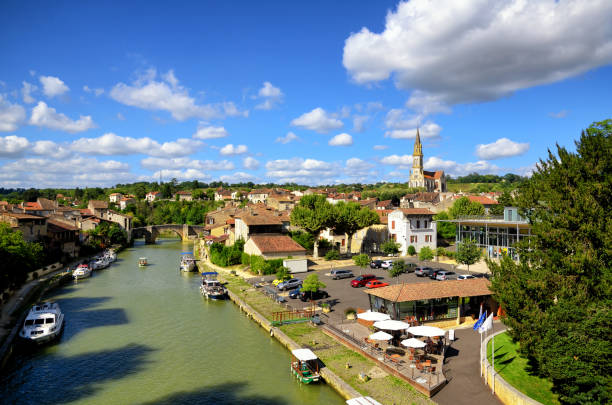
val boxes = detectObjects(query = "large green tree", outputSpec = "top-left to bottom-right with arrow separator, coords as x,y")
0,223 -> 44,293
331,201 -> 379,254
290,194 -> 335,258
488,120 -> 611,405
455,238 -> 481,271
352,253 -> 370,275
449,196 -> 485,218
433,211 -> 456,240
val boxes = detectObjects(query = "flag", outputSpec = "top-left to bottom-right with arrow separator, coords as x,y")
479,313 -> 493,334
473,311 -> 486,331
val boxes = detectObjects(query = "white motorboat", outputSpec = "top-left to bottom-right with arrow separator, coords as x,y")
180,253 -> 196,272
19,302 -> 65,344
200,272 -> 227,299
72,264 -> 92,280
91,257 -> 110,270
104,250 -> 117,262
138,257 -> 148,267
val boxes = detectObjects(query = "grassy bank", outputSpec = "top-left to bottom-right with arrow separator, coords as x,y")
487,332 -> 559,405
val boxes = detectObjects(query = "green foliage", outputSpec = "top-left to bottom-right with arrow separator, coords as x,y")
407,245 -> 416,256
382,240 -> 400,255
389,260 -> 405,281
289,230 -> 315,250
352,253 -> 370,269
290,194 -> 335,257
301,273 -> 326,293
490,190 -> 516,215
0,223 -> 44,292
331,201 -> 379,252
241,253 -> 283,275
123,200 -> 223,226
433,211 -> 456,239
449,196 -> 485,218
489,120 -> 612,405
455,238 -> 481,270
275,266 -> 290,282
418,246 -> 434,261
88,222 -> 128,247
324,249 -> 340,261
210,240 -> 244,267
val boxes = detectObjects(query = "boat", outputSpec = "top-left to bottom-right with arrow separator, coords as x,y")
290,349 -> 320,384
200,272 -> 227,299
19,302 -> 65,344
138,257 -> 148,267
72,264 -> 92,280
180,253 -> 196,272
104,250 -> 117,262
91,257 -> 110,270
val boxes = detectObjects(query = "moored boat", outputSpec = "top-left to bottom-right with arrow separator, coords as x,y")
290,349 -> 320,383
19,302 -> 65,345
200,272 -> 227,299
91,257 -> 110,270
138,257 -> 148,267
180,253 -> 196,272
73,264 -> 92,280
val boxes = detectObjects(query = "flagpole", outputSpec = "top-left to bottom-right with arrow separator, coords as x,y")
492,333 -> 495,394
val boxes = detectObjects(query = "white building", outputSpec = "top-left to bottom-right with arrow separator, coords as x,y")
146,191 -> 161,203
109,193 -> 123,203
388,208 -> 437,255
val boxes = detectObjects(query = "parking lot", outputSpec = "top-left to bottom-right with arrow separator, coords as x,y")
249,258 -> 485,322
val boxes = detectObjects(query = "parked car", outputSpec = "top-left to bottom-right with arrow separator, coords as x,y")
429,269 -> 443,279
330,269 -> 354,280
415,266 -> 433,277
381,260 -> 394,269
277,278 -> 302,291
365,280 -> 389,289
457,274 -> 475,280
472,273 -> 491,279
370,260 -> 383,269
435,271 -> 456,281
351,274 -> 377,288
300,289 -> 329,301
288,287 -> 302,298
402,262 -> 417,273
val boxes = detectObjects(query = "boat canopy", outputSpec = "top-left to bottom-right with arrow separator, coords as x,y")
201,272 -> 218,276
291,348 -> 318,361
181,251 -> 193,255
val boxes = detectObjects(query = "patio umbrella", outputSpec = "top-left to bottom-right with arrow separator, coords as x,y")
373,319 -> 411,331
401,338 -> 426,348
369,331 -> 393,341
406,325 -> 445,337
357,310 -> 391,322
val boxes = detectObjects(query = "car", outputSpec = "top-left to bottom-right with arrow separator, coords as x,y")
351,274 -> 377,288
415,266 -> 433,277
277,278 -> 302,291
472,273 -> 491,279
380,260 -> 394,269
457,274 -> 475,280
370,260 -> 383,269
365,280 -> 389,289
435,271 -> 456,281
429,269 -> 443,279
404,262 -> 417,273
288,287 -> 302,298
299,289 -> 329,301
330,269 -> 354,280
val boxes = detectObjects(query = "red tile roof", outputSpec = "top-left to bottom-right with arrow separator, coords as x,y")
365,278 -> 491,302
248,234 -> 306,254
467,196 -> 499,205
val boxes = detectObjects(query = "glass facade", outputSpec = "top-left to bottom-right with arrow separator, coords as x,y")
370,295 -> 459,322
456,223 -> 530,260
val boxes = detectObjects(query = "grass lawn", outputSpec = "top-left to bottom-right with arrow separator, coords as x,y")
487,332 -> 559,405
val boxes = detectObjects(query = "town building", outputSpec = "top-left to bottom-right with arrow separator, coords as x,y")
119,197 -> 136,210
46,219 -> 80,259
408,129 -> 446,192
466,195 -> 499,214
243,234 -> 306,259
109,193 -> 123,203
388,208 -> 437,255
214,188 -> 233,201
145,191 -> 161,202
0,212 -> 47,242
247,189 -> 270,204
174,191 -> 193,201
234,211 -> 285,241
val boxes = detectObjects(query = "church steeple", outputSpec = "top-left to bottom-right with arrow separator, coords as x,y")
413,127 -> 423,156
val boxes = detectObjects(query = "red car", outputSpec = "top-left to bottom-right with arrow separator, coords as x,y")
365,280 -> 389,289
351,274 -> 376,288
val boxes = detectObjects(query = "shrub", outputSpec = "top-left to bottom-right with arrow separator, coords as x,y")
344,307 -> 356,317
419,246 -> 434,261
325,249 -> 340,261
407,245 -> 416,256
382,240 -> 400,255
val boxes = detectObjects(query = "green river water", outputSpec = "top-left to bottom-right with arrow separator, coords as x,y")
0,239 -> 345,405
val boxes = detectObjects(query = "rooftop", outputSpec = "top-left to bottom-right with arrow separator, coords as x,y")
467,195 -> 499,205
248,234 -> 306,254
394,208 -> 435,216
365,278 -> 491,302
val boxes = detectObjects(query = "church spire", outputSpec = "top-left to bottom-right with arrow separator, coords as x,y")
413,126 -> 423,156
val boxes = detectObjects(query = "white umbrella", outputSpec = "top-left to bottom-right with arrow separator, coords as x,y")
401,338 -> 426,348
357,310 -> 391,322
406,325 -> 445,337
369,331 -> 393,341
373,319 -> 411,331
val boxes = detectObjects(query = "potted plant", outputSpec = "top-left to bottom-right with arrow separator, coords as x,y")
345,307 -> 357,320
321,302 -> 331,313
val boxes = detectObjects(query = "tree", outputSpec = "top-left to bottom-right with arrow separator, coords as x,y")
490,190 -> 514,216
0,223 -> 43,293
301,273 -> 326,293
433,211 -> 456,239
449,197 -> 485,218
381,240 -> 400,255
488,120 -> 611,405
331,201 -> 379,254
418,246 -> 434,261
455,238 -> 481,272
389,260 -> 405,283
407,245 -> 416,256
290,194 -> 335,258
275,266 -> 290,282
353,253 -> 370,275
192,189 -> 204,200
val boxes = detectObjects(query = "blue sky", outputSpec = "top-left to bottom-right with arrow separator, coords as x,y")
1,0 -> 611,188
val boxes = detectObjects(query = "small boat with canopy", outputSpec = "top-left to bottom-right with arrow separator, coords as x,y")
200,272 -> 227,299
180,252 -> 197,272
138,257 -> 148,267
290,348 -> 320,384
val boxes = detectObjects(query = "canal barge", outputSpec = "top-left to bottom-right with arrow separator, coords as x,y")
200,272 -> 227,299
290,349 -> 320,384
19,302 -> 65,344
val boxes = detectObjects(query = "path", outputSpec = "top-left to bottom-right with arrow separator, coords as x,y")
433,322 -> 506,405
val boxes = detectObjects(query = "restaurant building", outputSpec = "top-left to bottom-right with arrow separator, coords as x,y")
364,278 -> 495,326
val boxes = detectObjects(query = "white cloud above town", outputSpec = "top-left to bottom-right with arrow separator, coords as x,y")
39,76 -> 69,98
329,133 -> 353,146
193,124 -> 230,139
21,81 -> 37,103
29,101 -> 95,133
219,143 -> 248,156
83,85 -> 104,96
71,133 -> 202,157
140,156 -> 234,171
475,138 -> 530,160
255,81 -> 283,110
0,135 -> 29,157
344,0 -> 612,105
290,107 -> 343,133
219,171 -> 257,183
243,156 -> 260,170
265,157 -> 338,184
275,131 -> 299,144
0,95 -> 26,132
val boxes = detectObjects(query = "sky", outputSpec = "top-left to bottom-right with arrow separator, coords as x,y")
1,0 -> 611,188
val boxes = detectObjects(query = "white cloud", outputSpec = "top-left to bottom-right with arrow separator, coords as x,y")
21,81 -> 37,103
380,154 -> 413,168
141,157 -> 235,171
475,138 -> 529,160
549,110 -> 569,119
344,158 -> 377,181
406,91 -> 451,115
83,85 -> 104,96
116,112 -> 126,120
329,133 -> 353,146
265,157 -> 338,184
290,107 -> 343,133
110,68 -> 246,120
29,101 -> 95,133
150,169 -> 211,182
344,0 -> 612,105
258,81 -> 282,98
71,133 -> 201,157
193,124 -> 229,139
219,144 -> 248,156
39,76 -> 69,98
243,156 -> 260,170
0,135 -> 29,157
352,115 -> 369,132
373,145 -> 388,150
275,131 -> 299,144
32,140 -> 72,159
0,95 -> 26,132
424,156 -> 500,177
219,171 -> 257,183
385,121 -> 441,139
385,108 -> 420,130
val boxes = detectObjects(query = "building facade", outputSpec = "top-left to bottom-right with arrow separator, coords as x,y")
408,129 -> 446,192
388,208 -> 437,255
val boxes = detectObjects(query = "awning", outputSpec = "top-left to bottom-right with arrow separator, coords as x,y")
401,338 -> 426,348
291,348 -> 318,361
407,325 -> 445,337
369,331 -> 393,341
373,319 -> 410,331
356,310 -> 391,322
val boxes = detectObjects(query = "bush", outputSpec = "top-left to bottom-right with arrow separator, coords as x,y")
209,241 -> 244,267
382,240 -> 400,255
344,307 -> 356,317
325,249 -> 340,261
419,246 -> 434,261
407,245 -> 416,256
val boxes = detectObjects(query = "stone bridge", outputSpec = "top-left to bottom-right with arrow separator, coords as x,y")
131,224 -> 208,244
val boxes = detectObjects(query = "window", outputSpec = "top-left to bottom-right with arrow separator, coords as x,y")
410,235 -> 417,243
416,220 -> 420,229
424,221 -> 428,228
341,239 -> 345,247
425,235 -> 432,242
391,220 -> 395,230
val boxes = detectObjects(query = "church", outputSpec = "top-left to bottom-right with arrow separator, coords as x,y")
408,128 -> 446,192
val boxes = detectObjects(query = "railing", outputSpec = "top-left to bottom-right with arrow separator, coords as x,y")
272,308 -> 316,326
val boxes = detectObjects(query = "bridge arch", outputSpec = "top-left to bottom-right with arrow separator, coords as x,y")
130,224 -> 207,244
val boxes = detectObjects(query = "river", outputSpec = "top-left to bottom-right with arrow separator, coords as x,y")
0,239 -> 345,405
